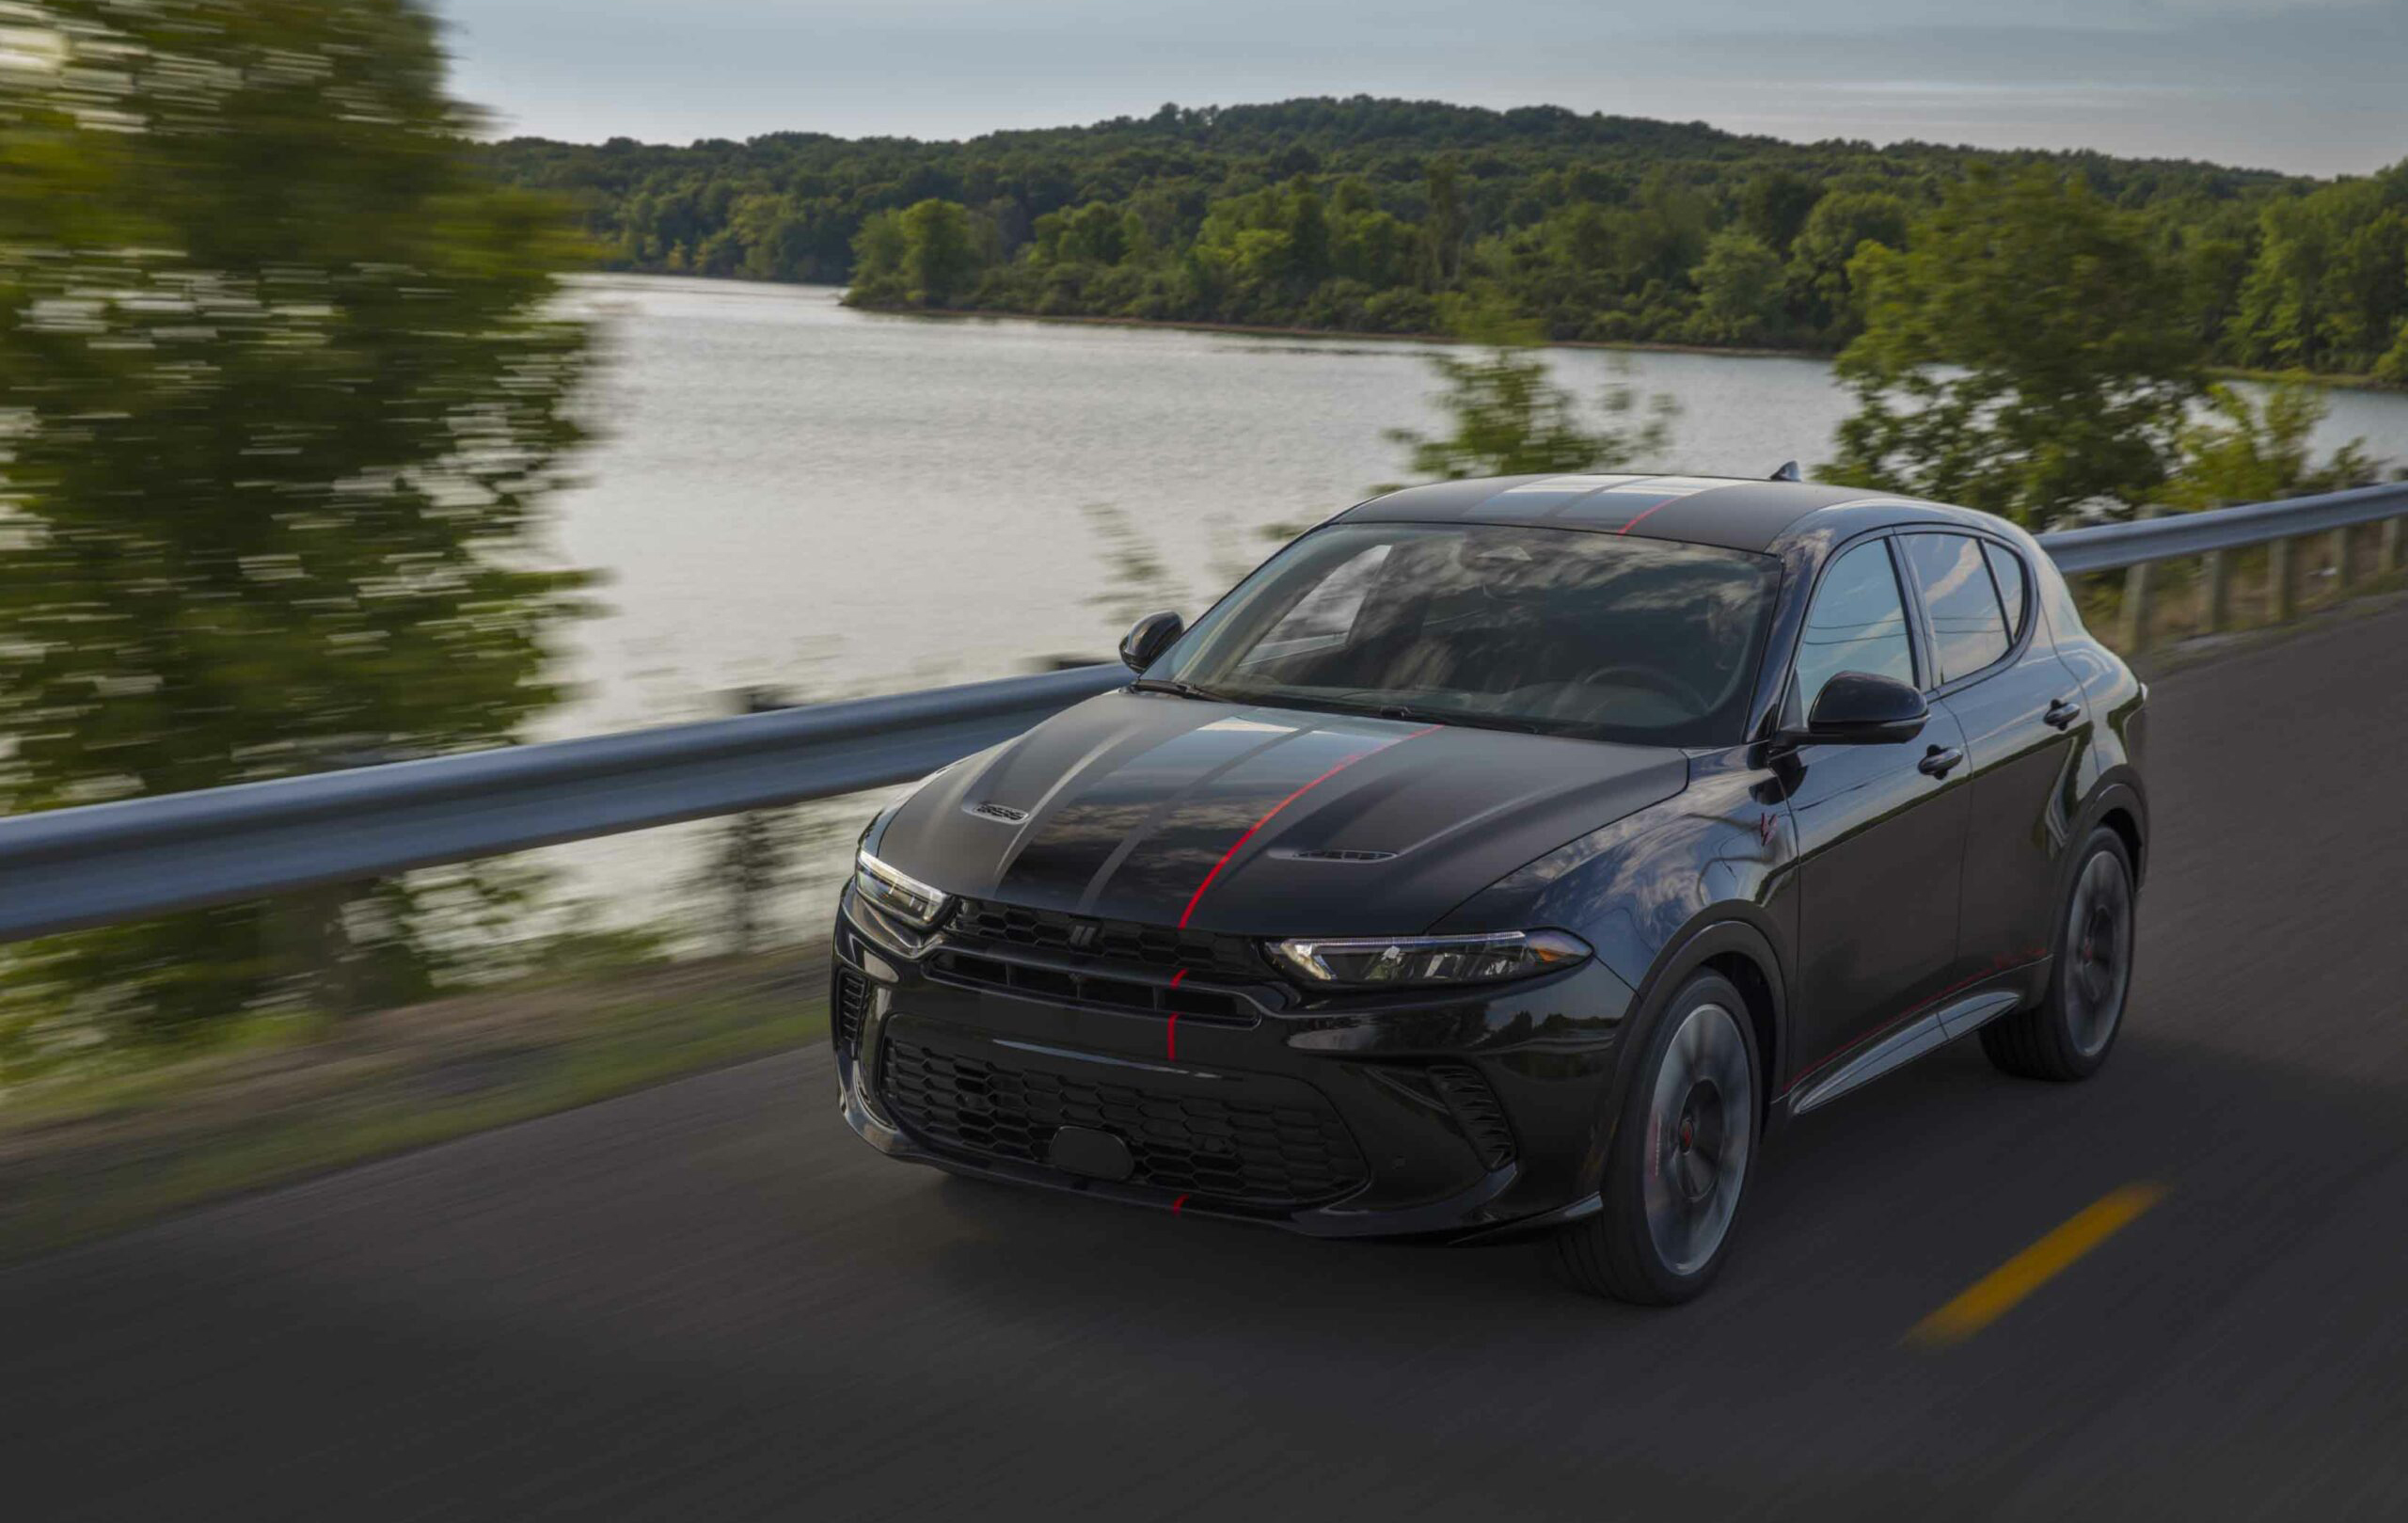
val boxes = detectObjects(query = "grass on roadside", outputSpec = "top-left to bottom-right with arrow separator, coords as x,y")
0,949 -> 826,1265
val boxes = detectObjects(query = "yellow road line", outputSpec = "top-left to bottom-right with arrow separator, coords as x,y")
1907,1182 -> 2167,1350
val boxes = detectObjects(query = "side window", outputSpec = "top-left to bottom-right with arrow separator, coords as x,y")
1983,540 -> 2029,643
1904,533 -> 2010,686
1248,543 -> 1392,662
1795,539 -> 1916,717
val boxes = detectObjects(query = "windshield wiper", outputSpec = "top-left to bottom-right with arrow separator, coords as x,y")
1127,677 -> 1229,702
1369,704 -> 1542,736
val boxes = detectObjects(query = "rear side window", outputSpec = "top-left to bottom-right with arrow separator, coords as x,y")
1984,541 -> 2029,643
1795,539 -> 1916,716
1904,533 -> 2010,686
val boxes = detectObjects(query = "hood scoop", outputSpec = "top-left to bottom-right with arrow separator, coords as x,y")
1271,848 -> 1400,863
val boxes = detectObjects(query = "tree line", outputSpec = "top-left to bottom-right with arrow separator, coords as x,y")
482,97 -> 2408,381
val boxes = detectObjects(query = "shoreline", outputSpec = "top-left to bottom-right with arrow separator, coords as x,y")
839,297 -> 1832,363
588,271 -> 2399,391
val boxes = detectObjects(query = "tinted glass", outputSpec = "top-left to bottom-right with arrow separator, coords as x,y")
1984,540 -> 2029,643
1905,533 -> 2011,685
1157,523 -> 1781,745
1795,540 -> 1915,716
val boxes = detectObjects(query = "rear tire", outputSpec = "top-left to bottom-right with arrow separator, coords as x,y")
1982,827 -> 2136,1082
1555,971 -> 1759,1304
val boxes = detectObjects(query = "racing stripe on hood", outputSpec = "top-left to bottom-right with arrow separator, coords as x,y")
993,711 -> 1420,923
991,713 -> 1313,911
1175,725 -> 1435,928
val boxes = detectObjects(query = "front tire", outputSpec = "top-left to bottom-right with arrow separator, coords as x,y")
1982,827 -> 2136,1082
1555,971 -> 1759,1304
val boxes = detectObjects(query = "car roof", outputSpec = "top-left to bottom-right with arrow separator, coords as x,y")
1332,473 -> 1984,555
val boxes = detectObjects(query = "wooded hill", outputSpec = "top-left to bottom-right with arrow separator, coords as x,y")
482,97 -> 2408,379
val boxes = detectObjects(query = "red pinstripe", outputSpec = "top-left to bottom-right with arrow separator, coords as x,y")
1173,727 -> 1437,929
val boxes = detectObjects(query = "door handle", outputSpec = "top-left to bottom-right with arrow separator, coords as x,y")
2044,698 -> 2083,730
1918,745 -> 1965,779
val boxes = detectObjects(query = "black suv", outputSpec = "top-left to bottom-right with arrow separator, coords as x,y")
832,473 -> 2147,1302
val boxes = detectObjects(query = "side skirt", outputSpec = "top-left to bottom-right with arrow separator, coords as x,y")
1790,986 -> 2026,1115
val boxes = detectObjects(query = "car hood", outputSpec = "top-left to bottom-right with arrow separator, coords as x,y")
869,690 -> 1689,937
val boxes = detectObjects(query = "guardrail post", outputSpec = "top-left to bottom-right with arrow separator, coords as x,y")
2269,536 -> 2297,623
2330,527 -> 2354,595
2200,549 -> 2230,634
2119,506 -> 2158,654
2383,516 -> 2403,577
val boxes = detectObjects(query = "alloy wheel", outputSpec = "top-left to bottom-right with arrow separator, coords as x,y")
2065,849 -> 2134,1058
1640,1001 -> 1754,1277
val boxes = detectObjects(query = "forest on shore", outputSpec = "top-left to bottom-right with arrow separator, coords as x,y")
482,97 -> 2408,382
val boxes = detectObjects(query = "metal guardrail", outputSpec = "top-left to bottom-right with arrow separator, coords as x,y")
0,663 -> 1125,944
2039,480 -> 2408,574
2,482 -> 2403,946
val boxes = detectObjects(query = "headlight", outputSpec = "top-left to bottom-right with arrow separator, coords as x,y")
853,849 -> 952,929
1266,928 -> 1591,988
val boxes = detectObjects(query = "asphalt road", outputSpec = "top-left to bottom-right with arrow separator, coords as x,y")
11,605 -> 2408,1521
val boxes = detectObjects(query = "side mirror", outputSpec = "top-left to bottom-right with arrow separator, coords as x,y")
1789,671 -> 1927,746
1119,611 -> 1185,673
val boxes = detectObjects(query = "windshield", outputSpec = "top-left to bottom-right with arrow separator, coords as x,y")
1152,523 -> 1782,746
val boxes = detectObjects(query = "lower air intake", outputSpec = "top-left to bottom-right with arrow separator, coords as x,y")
832,968 -> 869,1055
1429,1062 -> 1517,1170
880,1035 -> 1369,1208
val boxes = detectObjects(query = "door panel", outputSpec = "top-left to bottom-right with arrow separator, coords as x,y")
1788,706 -> 1973,1083
1896,532 -> 2087,986
1782,536 -> 1971,1087
1938,652 -> 2084,979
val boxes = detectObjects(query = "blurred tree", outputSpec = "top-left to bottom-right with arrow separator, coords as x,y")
1384,303 -> 1677,484
2159,380 -> 2382,511
0,0 -> 594,1040
1826,167 -> 2204,530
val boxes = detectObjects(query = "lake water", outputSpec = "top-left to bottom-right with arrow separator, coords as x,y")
536,275 -> 2408,929
554,275 -> 2408,732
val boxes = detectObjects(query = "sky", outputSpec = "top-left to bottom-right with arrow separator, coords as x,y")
438,0 -> 2405,177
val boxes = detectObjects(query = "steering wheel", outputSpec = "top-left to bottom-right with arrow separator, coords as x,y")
1575,662 -> 1707,714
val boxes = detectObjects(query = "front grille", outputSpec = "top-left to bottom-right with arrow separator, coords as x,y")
929,950 -> 1247,1023
1429,1063 -> 1517,1169
881,1036 -> 1370,1208
832,967 -> 869,1054
950,898 -> 1264,983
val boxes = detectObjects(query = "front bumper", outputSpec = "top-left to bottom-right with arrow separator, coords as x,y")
829,887 -> 1639,1240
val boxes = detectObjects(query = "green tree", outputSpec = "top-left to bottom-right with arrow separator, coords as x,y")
0,0 -> 594,1039
2231,170 -> 2408,374
1827,167 -> 2204,530
1783,190 -> 1910,340
1694,229 -> 1784,343
1421,158 -> 1468,290
1739,170 -> 1823,254
848,208 -> 910,303
900,198 -> 985,308
846,199 -> 990,309
1385,305 -> 1677,484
